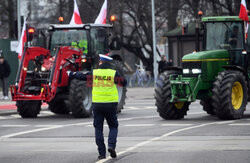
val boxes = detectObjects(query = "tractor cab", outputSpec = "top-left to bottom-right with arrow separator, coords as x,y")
48,24 -> 113,69
202,16 -> 248,69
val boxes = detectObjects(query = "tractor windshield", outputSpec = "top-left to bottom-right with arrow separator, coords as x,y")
90,28 -> 109,55
206,22 -> 244,50
50,30 -> 88,52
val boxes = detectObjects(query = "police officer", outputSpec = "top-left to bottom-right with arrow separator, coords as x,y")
68,54 -> 127,160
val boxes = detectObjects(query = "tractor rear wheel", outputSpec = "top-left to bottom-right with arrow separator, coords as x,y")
155,71 -> 190,119
68,79 -> 92,118
212,70 -> 247,120
111,60 -> 127,113
49,92 -> 69,114
200,99 -> 215,115
17,100 -> 41,118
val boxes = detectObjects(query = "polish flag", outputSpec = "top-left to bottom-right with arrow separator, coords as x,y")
239,0 -> 249,21
70,0 -> 83,25
16,20 -> 27,60
239,0 -> 249,40
94,0 -> 107,24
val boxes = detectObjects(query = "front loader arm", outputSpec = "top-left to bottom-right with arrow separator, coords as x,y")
48,46 -> 82,101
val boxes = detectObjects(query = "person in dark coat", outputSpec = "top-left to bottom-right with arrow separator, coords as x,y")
0,52 -> 11,100
158,55 -> 169,74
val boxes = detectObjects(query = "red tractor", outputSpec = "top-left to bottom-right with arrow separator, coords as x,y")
10,24 -> 127,118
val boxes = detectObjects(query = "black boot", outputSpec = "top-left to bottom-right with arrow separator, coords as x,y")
108,148 -> 117,158
98,155 -> 106,160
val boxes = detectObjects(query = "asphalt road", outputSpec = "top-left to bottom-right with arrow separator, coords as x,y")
0,87 -> 250,163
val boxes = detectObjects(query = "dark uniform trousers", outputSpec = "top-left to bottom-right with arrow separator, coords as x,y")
93,102 -> 118,156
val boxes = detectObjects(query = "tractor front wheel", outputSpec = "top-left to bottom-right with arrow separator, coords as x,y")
68,79 -> 92,118
155,71 -> 190,119
17,100 -> 42,118
212,70 -> 247,119
48,92 -> 70,114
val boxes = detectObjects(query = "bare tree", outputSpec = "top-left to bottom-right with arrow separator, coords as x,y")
0,0 -> 16,38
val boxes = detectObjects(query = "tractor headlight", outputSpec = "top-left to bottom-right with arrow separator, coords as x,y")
41,66 -> 47,71
183,69 -> 190,74
191,69 -> 201,74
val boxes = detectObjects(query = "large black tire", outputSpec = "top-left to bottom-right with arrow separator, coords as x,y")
68,79 -> 92,118
17,100 -> 41,118
200,99 -> 215,115
111,60 -> 127,113
155,71 -> 190,119
212,70 -> 247,120
48,92 -> 70,114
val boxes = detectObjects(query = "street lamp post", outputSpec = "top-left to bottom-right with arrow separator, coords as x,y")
151,0 -> 158,86
17,0 -> 21,39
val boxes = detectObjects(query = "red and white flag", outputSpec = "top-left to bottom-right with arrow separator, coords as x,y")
16,20 -> 27,60
70,0 -> 83,25
239,0 -> 249,21
94,0 -> 107,24
239,0 -> 249,40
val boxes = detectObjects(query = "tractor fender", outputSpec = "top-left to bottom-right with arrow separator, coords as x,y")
222,65 -> 249,84
108,53 -> 123,61
222,65 -> 247,76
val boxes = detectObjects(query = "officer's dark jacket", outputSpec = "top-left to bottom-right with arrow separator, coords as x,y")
0,60 -> 11,79
70,62 -> 127,86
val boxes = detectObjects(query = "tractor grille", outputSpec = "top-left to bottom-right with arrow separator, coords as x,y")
182,61 -> 202,77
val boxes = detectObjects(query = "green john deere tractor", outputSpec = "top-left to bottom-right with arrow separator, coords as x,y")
155,16 -> 250,120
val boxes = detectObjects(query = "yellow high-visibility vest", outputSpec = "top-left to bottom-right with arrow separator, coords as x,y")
92,69 -> 118,103
71,40 -> 88,53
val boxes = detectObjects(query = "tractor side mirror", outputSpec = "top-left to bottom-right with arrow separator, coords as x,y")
109,37 -> 121,50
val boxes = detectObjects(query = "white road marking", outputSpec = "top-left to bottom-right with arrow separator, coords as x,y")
35,125 -> 63,127
161,124 -> 193,127
10,114 -> 20,118
188,112 -> 205,115
126,103 -> 155,105
1,126 -> 64,138
40,111 -> 55,115
145,106 -> 155,109
0,116 -> 7,120
96,120 -> 235,163
86,124 -> 108,127
126,106 -> 139,110
216,120 -> 236,124
0,115 -> 159,139
229,123 -> 250,126
119,116 -> 158,121
124,124 -> 155,127
1,125 -> 29,127
125,106 -> 155,110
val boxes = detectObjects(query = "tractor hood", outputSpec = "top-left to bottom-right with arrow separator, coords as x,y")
182,50 -> 229,62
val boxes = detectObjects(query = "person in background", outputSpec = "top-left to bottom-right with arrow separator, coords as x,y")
0,51 -> 11,100
158,55 -> 169,74
228,25 -> 242,49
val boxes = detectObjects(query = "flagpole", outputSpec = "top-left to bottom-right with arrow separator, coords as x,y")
17,0 -> 21,39
151,0 -> 158,86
